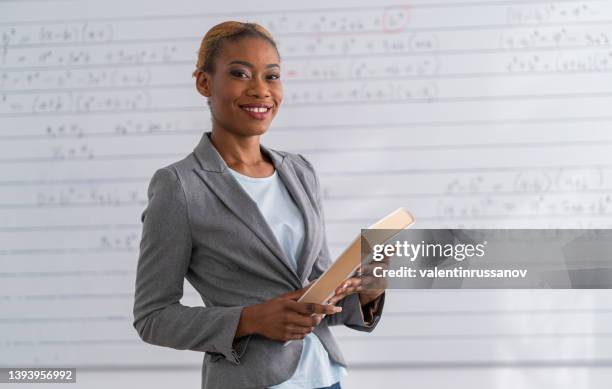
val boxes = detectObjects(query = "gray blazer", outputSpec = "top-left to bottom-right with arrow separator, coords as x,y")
133,131 -> 385,389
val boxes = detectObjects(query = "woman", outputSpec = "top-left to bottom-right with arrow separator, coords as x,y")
133,21 -> 386,389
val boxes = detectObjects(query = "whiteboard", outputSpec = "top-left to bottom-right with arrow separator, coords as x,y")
2,0 -> 612,387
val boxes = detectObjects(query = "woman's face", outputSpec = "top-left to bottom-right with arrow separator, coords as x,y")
197,36 -> 283,137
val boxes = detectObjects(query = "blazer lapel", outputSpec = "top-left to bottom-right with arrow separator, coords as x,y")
192,131 -> 312,286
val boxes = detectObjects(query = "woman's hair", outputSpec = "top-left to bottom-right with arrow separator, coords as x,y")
192,21 -> 280,79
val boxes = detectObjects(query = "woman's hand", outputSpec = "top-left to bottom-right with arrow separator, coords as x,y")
328,258 -> 390,306
237,284 -> 343,342
327,276 -> 385,306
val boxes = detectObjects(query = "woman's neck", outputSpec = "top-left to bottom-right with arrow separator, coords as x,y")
209,128 -> 274,177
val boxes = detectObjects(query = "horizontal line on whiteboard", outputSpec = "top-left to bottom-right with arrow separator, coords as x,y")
31,359 -> 612,372
4,18 -> 612,49
322,189 -> 612,199
0,293 -> 132,301
1,339 -> 138,346
0,270 -> 135,278
4,137 -> 612,156
0,106 -> 202,118
4,115 -> 612,140
0,153 -> 183,163
0,291 -> 607,303
3,42 -> 612,73
0,0 -> 604,26
0,177 -> 149,186
324,212 -> 612,225
3,187 -> 612,209
3,91 -> 611,118
340,333 -> 612,342
2,309 -> 612,322
37,359 -> 612,371
0,130 -> 207,140
3,333 -> 612,347
0,247 -> 136,255
5,67 -> 612,95
294,139 -> 612,153
0,316 -> 129,323
3,138 -> 612,163
0,208 -> 611,231
319,163 -> 612,176
2,211 -> 612,234
0,158 -> 610,184
346,360 -> 612,369
0,201 -> 146,209
272,116 -> 612,130
0,158 -> 612,174
48,359 -> 612,371
383,308 -> 612,316
0,224 -> 140,231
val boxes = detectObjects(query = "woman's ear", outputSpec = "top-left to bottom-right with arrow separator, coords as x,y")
195,71 -> 212,98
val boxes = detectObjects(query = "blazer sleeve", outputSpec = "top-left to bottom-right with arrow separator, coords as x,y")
297,154 -> 385,332
133,167 -> 249,365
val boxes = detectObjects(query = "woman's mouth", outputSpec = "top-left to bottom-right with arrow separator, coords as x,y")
239,104 -> 272,120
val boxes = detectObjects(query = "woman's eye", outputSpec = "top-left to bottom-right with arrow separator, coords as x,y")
268,74 -> 280,80
231,70 -> 248,78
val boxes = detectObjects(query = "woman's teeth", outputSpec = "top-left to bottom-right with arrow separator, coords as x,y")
242,107 -> 269,112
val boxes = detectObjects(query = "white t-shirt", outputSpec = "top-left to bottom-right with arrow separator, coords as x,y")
228,167 -> 347,389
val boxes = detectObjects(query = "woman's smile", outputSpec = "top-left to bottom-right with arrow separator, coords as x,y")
239,102 -> 274,120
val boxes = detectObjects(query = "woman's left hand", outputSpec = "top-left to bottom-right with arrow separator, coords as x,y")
327,260 -> 389,306
327,277 -> 381,306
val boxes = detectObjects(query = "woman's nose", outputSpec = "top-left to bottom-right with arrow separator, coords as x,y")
246,78 -> 270,98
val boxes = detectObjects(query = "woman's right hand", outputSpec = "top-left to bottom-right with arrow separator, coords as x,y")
237,285 -> 343,342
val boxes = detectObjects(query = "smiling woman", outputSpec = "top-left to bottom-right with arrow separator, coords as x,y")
192,22 -> 282,141
133,21 -> 386,389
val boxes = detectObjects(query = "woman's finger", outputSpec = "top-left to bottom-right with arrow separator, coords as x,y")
328,277 -> 366,305
285,323 -> 314,335
328,286 -> 362,305
335,277 -> 362,294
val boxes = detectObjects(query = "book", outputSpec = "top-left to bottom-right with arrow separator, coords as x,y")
298,207 -> 415,305
283,208 -> 415,345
